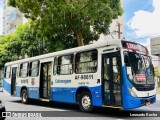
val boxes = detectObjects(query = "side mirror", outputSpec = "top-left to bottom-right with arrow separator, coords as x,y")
151,64 -> 155,76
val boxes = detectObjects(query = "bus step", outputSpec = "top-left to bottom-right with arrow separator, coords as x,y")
102,105 -> 122,109
40,98 -> 51,102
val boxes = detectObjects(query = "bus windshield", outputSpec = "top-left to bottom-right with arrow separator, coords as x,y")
124,51 -> 154,84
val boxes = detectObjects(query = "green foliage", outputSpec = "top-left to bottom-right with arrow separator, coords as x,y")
8,0 -> 123,46
7,0 -> 16,7
0,34 -> 19,69
0,21 -> 64,68
154,66 -> 160,77
1,0 -> 123,68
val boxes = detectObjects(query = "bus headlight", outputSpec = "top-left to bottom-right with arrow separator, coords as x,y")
128,87 -> 137,97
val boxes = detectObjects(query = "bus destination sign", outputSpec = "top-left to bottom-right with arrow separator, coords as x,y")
122,41 -> 148,54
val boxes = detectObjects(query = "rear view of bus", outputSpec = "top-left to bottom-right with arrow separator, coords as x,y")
121,41 -> 156,109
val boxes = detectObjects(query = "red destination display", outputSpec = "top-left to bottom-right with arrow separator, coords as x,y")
122,41 -> 148,54
136,74 -> 146,81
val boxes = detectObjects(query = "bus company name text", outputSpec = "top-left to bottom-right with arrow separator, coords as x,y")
21,79 -> 28,84
75,74 -> 93,80
126,43 -> 147,53
55,79 -> 71,84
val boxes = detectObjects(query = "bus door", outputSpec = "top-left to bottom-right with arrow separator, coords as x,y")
102,52 -> 122,107
11,67 -> 17,95
40,62 -> 51,99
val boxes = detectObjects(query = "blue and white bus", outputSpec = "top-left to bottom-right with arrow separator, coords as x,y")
3,39 -> 156,112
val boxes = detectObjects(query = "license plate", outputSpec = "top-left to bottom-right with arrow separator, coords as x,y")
146,101 -> 151,106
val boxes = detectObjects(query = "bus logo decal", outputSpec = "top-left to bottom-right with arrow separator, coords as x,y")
31,78 -> 35,85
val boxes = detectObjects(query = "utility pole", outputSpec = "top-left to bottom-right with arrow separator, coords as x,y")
118,22 -> 121,39
115,22 -> 123,39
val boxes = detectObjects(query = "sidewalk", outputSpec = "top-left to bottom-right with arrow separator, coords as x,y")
157,94 -> 160,101
156,87 -> 160,100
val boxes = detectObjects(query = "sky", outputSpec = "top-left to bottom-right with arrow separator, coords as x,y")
123,0 -> 160,45
123,0 -> 160,65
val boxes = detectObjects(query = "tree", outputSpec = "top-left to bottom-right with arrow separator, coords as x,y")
0,34 -> 20,69
154,66 -> 160,77
8,0 -> 123,46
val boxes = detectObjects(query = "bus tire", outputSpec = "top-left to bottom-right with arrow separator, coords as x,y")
21,89 -> 28,104
78,91 -> 93,112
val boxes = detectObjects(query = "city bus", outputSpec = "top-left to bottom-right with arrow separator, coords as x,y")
3,39 -> 156,112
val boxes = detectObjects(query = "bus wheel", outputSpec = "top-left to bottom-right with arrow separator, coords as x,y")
79,91 -> 93,112
21,89 -> 28,104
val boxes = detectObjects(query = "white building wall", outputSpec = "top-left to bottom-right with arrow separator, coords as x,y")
2,0 -> 23,35
150,36 -> 160,88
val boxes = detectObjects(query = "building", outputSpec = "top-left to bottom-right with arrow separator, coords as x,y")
150,36 -> 160,87
2,0 -> 24,35
150,36 -> 160,70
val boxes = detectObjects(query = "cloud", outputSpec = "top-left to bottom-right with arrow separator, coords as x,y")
127,0 -> 160,37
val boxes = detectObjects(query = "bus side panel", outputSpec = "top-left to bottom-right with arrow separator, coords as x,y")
89,86 -> 102,107
14,86 -> 40,99
50,86 -> 102,107
15,86 -> 22,97
28,87 -> 39,99
51,87 -> 75,103
3,79 -> 11,94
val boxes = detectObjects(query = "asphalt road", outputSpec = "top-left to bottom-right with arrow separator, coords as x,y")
0,92 -> 160,120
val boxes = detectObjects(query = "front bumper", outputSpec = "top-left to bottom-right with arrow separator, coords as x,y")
123,95 -> 156,109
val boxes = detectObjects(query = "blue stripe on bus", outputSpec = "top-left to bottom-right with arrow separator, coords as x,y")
123,94 -> 156,109
15,86 -> 22,97
88,86 -> 102,106
51,87 -> 75,103
15,86 -> 40,99
122,66 -> 156,109
3,79 -> 11,94
28,87 -> 39,99
3,80 -> 102,106
51,86 -> 102,106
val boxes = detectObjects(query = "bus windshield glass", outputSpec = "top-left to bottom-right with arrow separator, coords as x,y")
124,51 -> 154,84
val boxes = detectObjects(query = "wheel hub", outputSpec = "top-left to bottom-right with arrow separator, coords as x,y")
81,95 -> 91,109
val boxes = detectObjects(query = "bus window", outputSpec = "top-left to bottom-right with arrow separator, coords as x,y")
4,66 -> 11,79
30,61 -> 39,77
19,63 -> 29,77
75,50 -> 97,74
124,52 -> 154,84
104,58 -> 109,80
57,54 -> 73,75
112,57 -> 120,84
53,57 -> 58,75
